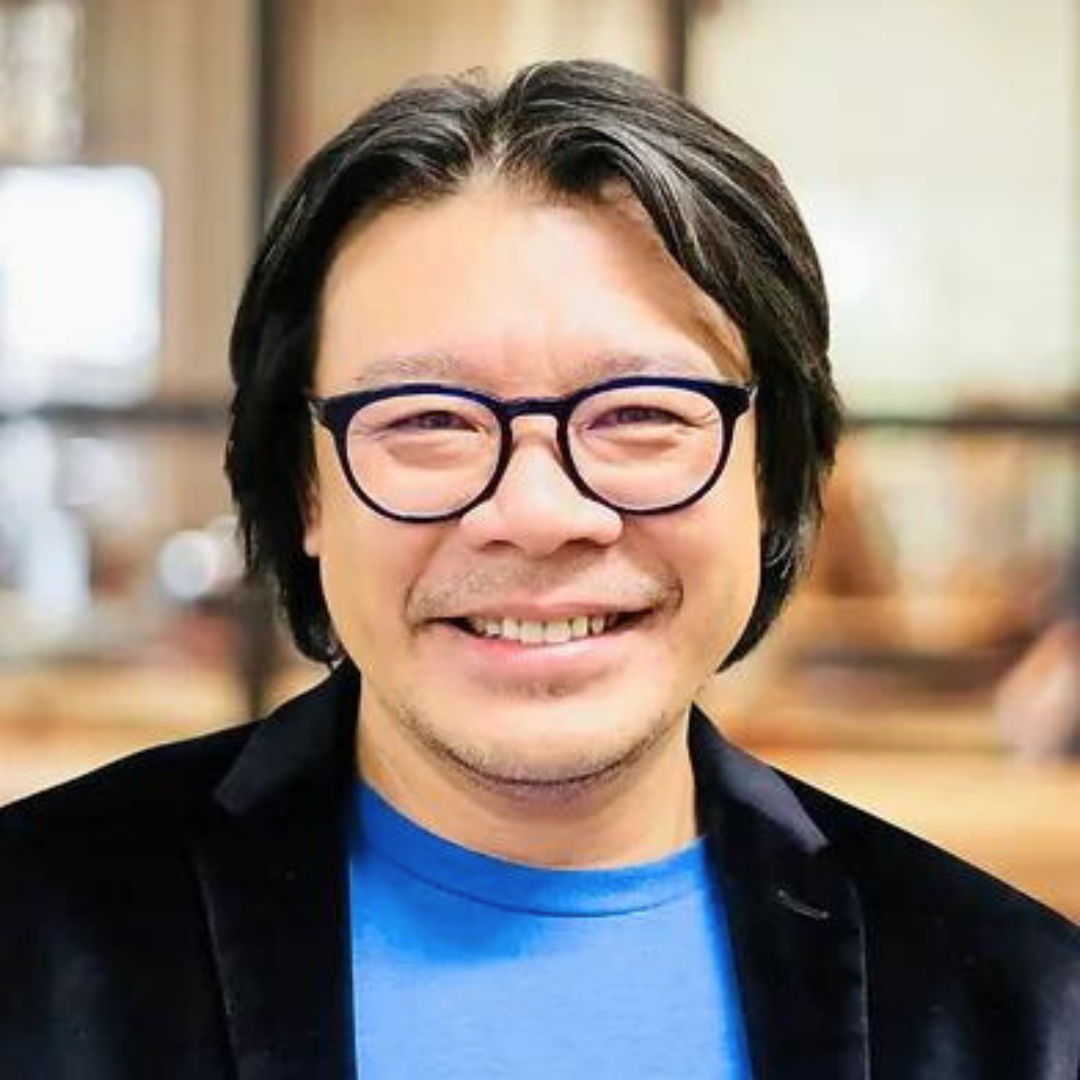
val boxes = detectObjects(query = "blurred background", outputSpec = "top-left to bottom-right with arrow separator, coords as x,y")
0,0 -> 1077,917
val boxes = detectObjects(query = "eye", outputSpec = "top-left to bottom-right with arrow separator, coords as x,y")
387,410 -> 475,432
594,405 -> 684,427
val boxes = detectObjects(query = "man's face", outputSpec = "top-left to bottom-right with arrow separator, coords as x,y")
305,181 -> 760,793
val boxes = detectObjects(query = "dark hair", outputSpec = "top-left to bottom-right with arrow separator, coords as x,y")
226,59 -> 842,667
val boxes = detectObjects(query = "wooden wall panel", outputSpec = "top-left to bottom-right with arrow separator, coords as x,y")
82,0 -> 256,402
273,0 -> 670,184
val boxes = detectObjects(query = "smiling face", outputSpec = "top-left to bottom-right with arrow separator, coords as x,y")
305,179 -> 761,812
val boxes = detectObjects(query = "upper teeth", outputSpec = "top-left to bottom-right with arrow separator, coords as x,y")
465,613 -> 618,644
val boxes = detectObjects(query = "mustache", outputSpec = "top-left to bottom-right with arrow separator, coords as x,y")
410,559 -> 678,623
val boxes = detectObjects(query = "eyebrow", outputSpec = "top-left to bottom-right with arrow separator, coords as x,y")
348,348 -> 744,391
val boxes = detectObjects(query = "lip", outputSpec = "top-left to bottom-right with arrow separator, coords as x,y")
427,608 -> 656,683
438,601 -> 651,622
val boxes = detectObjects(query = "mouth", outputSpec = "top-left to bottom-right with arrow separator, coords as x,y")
442,609 -> 653,646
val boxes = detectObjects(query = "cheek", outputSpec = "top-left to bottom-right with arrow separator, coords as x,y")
682,498 -> 760,615
662,428 -> 761,648
305,438 -> 434,653
713,429 -> 763,610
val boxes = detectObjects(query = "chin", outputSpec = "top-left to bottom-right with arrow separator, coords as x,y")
412,702 -> 682,801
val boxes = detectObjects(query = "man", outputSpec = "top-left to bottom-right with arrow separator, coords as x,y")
1,60 -> 1077,1079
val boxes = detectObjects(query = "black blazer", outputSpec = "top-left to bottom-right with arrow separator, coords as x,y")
2,662 -> 1077,1079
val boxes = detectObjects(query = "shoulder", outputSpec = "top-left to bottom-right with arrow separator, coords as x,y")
0,664 -> 354,862
785,770 -> 1079,988
0,720 -> 263,1061
0,719 -> 262,964
786,771 -> 1076,925
0,719 -> 258,855
776,772 -> 1080,1069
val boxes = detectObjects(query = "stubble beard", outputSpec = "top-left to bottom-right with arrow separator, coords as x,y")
393,688 -> 687,803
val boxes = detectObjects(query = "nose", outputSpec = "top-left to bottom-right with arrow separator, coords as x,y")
457,417 -> 623,557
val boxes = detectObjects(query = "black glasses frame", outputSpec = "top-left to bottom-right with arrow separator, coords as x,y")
309,374 -> 757,524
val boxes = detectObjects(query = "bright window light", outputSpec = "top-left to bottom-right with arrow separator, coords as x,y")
0,166 -> 162,406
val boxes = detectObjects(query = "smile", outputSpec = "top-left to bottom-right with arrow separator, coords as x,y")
450,611 -> 648,645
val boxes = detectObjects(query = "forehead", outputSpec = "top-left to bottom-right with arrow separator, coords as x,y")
315,181 -> 749,393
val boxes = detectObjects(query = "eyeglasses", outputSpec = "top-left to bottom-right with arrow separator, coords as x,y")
308,375 -> 756,524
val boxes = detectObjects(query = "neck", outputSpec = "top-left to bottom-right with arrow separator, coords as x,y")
356,708 -> 699,869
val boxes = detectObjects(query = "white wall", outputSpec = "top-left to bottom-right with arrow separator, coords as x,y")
689,0 -> 1077,411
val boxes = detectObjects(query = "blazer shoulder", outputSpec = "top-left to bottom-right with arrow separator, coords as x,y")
0,717 -> 259,849
785,770 -> 1078,946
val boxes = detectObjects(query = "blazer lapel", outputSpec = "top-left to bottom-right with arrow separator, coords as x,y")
691,713 -> 871,1080
188,663 -> 361,1080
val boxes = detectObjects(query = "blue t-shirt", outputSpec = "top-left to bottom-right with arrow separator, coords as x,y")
347,784 -> 753,1078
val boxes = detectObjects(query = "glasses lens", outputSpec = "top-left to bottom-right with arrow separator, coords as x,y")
569,385 -> 725,511
347,392 -> 500,517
